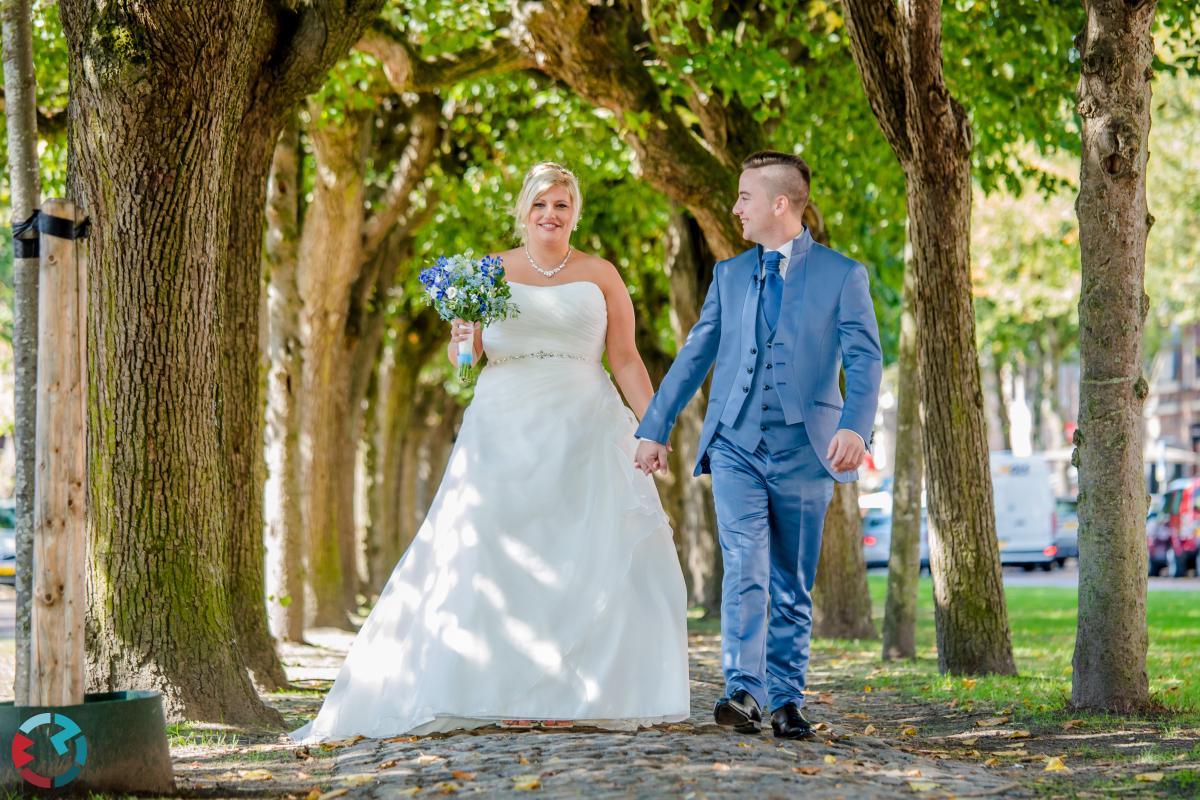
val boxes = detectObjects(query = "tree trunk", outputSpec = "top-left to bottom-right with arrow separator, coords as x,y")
662,213 -> 721,615
812,481 -> 877,639
60,1 -> 280,723
842,0 -> 1015,675
883,262 -> 923,660
1070,0 -> 1154,713
264,114 -> 307,644
223,112 -> 290,691
990,354 -> 1013,452
2,0 -> 42,705
295,113 -> 369,628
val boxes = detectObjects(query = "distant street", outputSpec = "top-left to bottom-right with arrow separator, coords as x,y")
868,562 -> 1200,591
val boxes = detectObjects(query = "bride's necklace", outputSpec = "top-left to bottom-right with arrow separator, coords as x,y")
525,243 -> 573,279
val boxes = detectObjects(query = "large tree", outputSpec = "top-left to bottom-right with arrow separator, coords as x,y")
59,0 -> 385,723
841,0 -> 1015,674
1070,0 -> 1156,713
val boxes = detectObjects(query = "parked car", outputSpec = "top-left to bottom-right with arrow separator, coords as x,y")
861,507 -> 929,570
991,453 -> 1059,570
1148,478 -> 1200,578
1054,496 -> 1079,565
0,500 -> 15,586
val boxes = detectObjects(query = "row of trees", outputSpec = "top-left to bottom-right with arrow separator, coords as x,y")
2,0 -> 1196,722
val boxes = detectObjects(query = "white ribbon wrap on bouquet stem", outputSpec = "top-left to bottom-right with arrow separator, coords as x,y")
457,338 -> 473,366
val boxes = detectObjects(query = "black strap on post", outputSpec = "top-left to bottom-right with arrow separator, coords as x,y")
37,211 -> 91,241
11,210 -> 40,258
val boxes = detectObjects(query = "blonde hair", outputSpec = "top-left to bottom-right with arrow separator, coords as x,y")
513,162 -> 583,241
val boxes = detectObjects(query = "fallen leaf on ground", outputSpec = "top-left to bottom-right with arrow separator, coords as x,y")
1006,730 -> 1031,739
416,754 -> 442,765
845,712 -> 870,720
294,746 -> 311,759
1044,756 -> 1070,773
961,679 -> 977,689
818,692 -> 834,703
824,755 -> 838,765
513,775 -> 542,790
960,737 -> 978,746
864,724 -> 877,736
908,780 -> 939,792
395,788 -> 421,797
518,755 -> 530,765
863,685 -> 873,693
984,758 -> 1000,767
1061,719 -> 1085,730
813,722 -> 830,731
384,735 -> 420,743
902,726 -> 918,736
434,781 -> 459,793
794,766 -> 821,776
343,775 -> 375,787
1135,772 -> 1164,783
239,769 -> 273,781
304,788 -> 322,800
451,771 -> 477,781
316,790 -> 348,800
976,717 -> 1010,727
712,762 -> 732,771
379,760 -> 400,770
904,768 -> 923,777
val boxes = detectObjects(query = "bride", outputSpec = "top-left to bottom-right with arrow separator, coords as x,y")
291,162 -> 689,741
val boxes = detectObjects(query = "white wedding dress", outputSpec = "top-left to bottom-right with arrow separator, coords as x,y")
291,281 -> 690,742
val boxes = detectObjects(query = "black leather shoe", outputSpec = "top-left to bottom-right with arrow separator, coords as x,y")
714,689 -> 762,734
771,703 -> 815,740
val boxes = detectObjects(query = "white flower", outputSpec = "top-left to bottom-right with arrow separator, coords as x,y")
446,286 -> 458,299
427,287 -> 439,299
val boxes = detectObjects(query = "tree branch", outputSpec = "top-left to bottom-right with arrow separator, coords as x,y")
356,25 -> 533,93
0,89 -> 67,137
840,0 -> 912,163
361,93 -> 442,260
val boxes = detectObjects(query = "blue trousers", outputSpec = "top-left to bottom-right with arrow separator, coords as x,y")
708,430 -> 834,711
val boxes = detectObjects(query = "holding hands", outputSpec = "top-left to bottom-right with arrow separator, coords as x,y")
634,439 -> 671,476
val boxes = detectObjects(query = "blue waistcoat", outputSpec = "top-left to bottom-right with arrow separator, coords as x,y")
716,284 -> 809,454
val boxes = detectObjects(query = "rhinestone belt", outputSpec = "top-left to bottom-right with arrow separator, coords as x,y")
491,350 -> 597,366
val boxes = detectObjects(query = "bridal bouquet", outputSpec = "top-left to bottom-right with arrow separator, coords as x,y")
418,252 -> 519,383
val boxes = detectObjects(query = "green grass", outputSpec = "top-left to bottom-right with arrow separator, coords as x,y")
690,576 -> 1200,723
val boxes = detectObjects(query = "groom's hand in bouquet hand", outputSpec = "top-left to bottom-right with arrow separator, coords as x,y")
827,429 -> 866,472
634,439 -> 670,476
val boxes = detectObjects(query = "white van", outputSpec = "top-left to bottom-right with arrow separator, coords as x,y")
990,452 -> 1058,569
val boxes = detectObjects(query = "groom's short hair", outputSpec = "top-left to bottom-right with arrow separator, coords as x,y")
741,151 -> 811,213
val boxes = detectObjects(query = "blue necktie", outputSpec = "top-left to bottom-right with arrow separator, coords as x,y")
761,251 -> 783,330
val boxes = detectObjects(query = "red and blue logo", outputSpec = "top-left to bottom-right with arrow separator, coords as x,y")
11,713 -> 88,788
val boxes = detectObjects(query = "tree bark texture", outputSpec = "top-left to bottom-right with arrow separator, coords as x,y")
2,0 -> 42,705
59,0 -> 384,722
1070,0 -> 1155,713
662,213 -> 721,614
842,0 -> 1015,675
264,114 -> 307,643
883,261 -> 923,660
812,481 -> 877,640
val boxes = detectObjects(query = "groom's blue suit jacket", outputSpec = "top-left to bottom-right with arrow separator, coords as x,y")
636,236 -> 883,482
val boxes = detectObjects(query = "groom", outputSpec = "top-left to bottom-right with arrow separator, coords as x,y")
634,151 -> 882,739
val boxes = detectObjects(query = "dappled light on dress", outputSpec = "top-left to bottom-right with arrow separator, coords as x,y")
290,281 -> 689,741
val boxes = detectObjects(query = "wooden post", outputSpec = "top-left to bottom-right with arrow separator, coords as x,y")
30,198 -> 88,706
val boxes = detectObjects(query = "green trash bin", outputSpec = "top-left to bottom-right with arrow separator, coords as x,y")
0,690 -> 173,794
